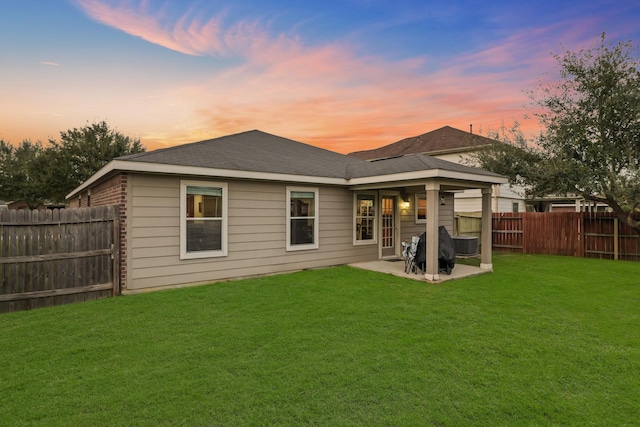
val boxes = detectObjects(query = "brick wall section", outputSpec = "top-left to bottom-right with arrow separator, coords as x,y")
68,197 -> 80,208
74,173 -> 129,291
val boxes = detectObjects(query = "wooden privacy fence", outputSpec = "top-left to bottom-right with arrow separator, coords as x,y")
454,212 -> 482,240
0,206 -> 120,313
583,213 -> 640,261
492,212 -> 640,261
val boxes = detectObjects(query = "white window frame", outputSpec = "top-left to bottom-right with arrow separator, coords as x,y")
415,193 -> 427,224
180,180 -> 228,259
353,192 -> 377,245
286,186 -> 319,251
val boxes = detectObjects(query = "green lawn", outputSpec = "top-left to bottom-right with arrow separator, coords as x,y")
1,254 -> 639,426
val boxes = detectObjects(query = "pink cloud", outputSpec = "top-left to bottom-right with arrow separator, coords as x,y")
168,28 -> 549,153
74,0 -> 226,56
71,0 -> 600,154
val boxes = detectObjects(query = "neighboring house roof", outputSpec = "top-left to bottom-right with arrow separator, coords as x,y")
348,126 -> 498,160
67,130 -> 506,198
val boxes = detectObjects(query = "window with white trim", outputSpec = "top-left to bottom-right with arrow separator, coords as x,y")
354,193 -> 377,244
416,193 -> 427,223
287,187 -> 318,251
180,180 -> 228,259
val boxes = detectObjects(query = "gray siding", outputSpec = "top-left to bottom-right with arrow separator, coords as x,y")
400,191 -> 454,243
127,174 -> 378,290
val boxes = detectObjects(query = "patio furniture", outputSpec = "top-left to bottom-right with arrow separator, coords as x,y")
413,227 -> 456,275
402,235 -> 421,274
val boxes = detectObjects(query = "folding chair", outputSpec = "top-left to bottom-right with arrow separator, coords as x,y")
402,241 -> 411,273
403,235 -> 421,274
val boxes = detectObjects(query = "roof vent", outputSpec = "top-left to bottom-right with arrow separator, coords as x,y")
370,155 -> 404,162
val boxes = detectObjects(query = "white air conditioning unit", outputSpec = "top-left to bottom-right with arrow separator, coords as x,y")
452,236 -> 478,256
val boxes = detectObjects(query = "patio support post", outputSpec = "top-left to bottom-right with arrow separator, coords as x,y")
425,182 -> 440,281
481,187 -> 493,271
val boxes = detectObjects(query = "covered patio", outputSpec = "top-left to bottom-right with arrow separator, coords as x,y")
350,257 -> 489,283
349,153 -> 507,282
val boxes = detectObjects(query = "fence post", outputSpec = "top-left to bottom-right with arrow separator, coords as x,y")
112,206 -> 121,296
614,217 -> 619,261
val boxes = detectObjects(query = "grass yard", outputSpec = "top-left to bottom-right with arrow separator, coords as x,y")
1,254 -> 639,426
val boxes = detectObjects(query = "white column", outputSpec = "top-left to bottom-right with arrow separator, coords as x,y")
425,182 -> 440,281
481,187 -> 493,271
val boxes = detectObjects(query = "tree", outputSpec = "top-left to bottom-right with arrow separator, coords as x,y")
0,139 -> 52,208
48,121 -> 145,201
0,121 -> 145,206
473,34 -> 640,234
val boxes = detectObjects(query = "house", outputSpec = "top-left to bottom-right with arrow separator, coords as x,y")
67,130 -> 507,293
349,126 -> 526,213
527,195 -> 610,213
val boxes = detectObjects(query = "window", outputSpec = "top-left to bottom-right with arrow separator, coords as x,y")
180,180 -> 228,259
512,202 -> 519,213
354,193 -> 376,244
287,187 -> 318,251
416,193 -> 427,223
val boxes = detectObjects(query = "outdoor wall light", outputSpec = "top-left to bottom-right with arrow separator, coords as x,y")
440,196 -> 446,205
401,200 -> 410,209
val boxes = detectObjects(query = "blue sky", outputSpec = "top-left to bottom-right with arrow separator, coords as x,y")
1,0 -> 638,153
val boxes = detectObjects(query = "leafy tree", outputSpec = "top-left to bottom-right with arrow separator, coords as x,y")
48,121 -> 145,201
0,121 -> 145,206
473,34 -> 640,234
0,139 -> 51,208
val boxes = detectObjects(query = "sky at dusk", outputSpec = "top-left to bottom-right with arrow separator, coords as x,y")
1,0 -> 639,154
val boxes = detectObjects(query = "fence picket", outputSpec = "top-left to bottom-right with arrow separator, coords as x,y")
0,206 -> 119,313
489,211 -> 639,260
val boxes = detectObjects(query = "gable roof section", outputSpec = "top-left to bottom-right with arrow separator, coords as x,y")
347,153 -> 501,179
67,130 -> 506,199
348,125 -> 499,160
120,130 -> 360,179
346,153 -> 504,186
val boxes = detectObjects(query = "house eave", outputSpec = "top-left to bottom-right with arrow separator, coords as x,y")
348,169 -> 507,189
67,159 -> 508,200
67,162 -> 117,199
66,160 -> 348,199
424,146 -> 485,157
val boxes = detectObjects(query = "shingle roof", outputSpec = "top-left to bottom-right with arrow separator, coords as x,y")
68,129 -> 507,199
348,125 -> 498,160
119,130 -> 361,179
347,153 -> 502,179
116,129 -> 502,180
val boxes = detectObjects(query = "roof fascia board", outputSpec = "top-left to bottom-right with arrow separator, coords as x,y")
348,169 -> 507,186
66,162 -> 116,199
67,160 -> 348,199
425,146 -> 484,156
349,177 -> 501,192
67,160 -> 507,200
124,162 -> 347,185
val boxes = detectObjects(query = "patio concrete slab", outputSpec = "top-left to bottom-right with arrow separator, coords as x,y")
349,258 -> 490,283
